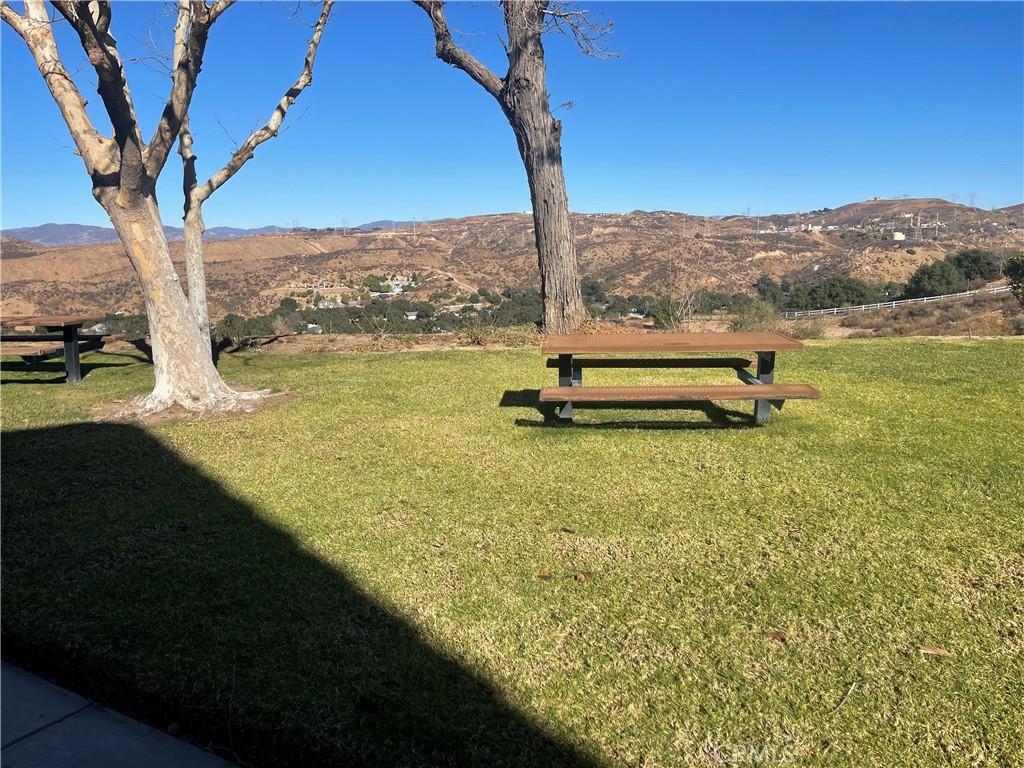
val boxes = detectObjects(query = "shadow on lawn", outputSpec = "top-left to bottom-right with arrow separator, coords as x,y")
0,350 -> 137,384
500,388 -> 756,430
1,423 -> 593,767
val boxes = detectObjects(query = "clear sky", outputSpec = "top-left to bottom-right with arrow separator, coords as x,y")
2,1 -> 1022,229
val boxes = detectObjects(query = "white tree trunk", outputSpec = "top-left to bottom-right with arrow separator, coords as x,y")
182,203 -> 212,356
100,192 -> 262,414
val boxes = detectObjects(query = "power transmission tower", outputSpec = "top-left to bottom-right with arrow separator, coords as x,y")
969,192 -> 976,208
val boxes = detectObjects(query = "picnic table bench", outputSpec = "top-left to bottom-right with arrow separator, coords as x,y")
540,331 -> 820,425
0,315 -> 104,383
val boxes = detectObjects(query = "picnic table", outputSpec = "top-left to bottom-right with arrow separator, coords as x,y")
540,331 -> 820,425
0,315 -> 104,383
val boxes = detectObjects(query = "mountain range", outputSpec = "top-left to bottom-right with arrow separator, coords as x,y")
4,202 -> 1022,247
0,222 -> 293,247
0,219 -> 434,247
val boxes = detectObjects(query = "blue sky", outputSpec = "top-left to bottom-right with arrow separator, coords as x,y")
2,1 -> 1022,229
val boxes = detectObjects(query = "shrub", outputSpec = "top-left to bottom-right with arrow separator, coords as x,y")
904,260 -> 965,298
727,301 -> 780,332
461,316 -> 496,346
1003,252 -> 1024,307
755,275 -> 785,307
950,249 -> 1002,282
785,318 -> 828,339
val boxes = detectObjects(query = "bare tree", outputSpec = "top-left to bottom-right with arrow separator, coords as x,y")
414,1 -> 611,334
179,0 -> 333,355
0,0 -> 331,415
651,251 -> 711,332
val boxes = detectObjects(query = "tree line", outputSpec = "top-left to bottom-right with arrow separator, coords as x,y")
755,249 -> 1014,311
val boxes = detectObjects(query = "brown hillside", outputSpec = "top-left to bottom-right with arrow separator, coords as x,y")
2,200 -> 1021,321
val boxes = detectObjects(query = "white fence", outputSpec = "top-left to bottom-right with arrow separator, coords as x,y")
782,284 -> 1012,320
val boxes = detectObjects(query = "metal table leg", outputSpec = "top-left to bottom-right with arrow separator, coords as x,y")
556,353 -> 580,422
62,324 -> 82,383
753,351 -> 775,424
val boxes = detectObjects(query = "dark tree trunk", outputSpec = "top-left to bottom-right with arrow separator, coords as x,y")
506,107 -> 587,335
501,3 -> 586,334
416,0 -> 588,334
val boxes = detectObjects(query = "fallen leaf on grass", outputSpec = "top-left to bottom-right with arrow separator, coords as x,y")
575,571 -> 592,582
538,567 -> 552,580
761,630 -> 786,643
917,645 -> 954,657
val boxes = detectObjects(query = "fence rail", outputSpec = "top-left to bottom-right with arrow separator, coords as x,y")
782,284 -> 1012,320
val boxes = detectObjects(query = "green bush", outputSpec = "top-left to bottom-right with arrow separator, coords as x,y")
903,260 -> 965,298
755,275 -> 785,307
950,249 -> 1002,282
1003,252 -> 1024,307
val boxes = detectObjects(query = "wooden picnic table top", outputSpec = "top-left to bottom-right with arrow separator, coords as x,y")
0,315 -> 100,328
542,331 -> 804,355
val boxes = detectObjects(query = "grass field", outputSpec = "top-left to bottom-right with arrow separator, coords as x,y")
2,339 -> 1022,766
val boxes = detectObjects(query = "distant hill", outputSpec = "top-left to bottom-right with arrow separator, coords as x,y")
1,198 -> 1020,321
354,220 -> 419,231
1,222 -> 290,247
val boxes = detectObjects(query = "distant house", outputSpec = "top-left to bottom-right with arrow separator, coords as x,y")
306,323 -> 322,334
404,311 -> 418,321
893,231 -> 906,241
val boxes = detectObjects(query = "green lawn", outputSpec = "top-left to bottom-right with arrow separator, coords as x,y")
2,339 -> 1022,766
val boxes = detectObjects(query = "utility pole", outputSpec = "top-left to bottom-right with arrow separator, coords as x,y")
756,216 -> 760,235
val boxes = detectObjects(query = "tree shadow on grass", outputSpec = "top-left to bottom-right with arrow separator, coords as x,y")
0,351 -> 139,384
500,388 -> 757,430
1,423 -> 594,767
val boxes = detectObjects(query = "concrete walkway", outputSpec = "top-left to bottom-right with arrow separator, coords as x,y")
1,663 -> 232,767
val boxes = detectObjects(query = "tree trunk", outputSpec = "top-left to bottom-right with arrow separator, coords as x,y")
501,7 -> 587,335
99,191 -> 260,414
182,203 -> 212,357
508,112 -> 587,334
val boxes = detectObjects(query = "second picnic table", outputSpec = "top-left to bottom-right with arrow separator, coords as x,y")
0,315 -> 104,383
540,331 -> 820,424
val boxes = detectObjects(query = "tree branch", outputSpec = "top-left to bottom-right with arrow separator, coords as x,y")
143,0 -> 226,184
413,0 -> 504,100
542,2 -> 616,59
2,0 -> 112,179
0,1 -> 28,35
191,0 -> 334,205
53,0 -> 148,191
